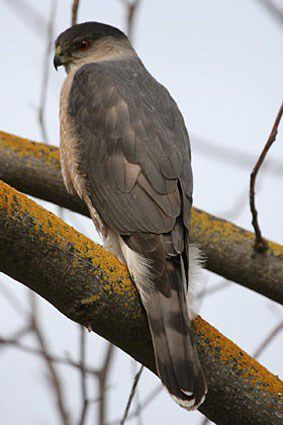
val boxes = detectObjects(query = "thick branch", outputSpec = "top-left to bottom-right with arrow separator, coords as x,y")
1,131 -> 282,305
0,180 -> 282,425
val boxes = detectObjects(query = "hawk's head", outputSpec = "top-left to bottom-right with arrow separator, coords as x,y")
54,22 -> 130,72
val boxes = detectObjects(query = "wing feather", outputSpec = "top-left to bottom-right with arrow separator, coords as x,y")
68,59 -> 192,235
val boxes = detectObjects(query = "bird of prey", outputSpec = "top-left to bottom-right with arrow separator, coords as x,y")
54,21 -> 207,410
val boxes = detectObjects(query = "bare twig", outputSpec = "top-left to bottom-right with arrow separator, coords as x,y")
29,292 -> 70,425
126,0 -> 140,42
253,321 -> 283,359
78,326 -> 89,425
200,417 -> 210,425
72,0 -> 81,26
0,325 -> 32,349
130,361 -> 143,425
129,385 -> 162,422
38,0 -> 57,144
267,302 -> 283,320
197,279 -> 231,312
120,365 -> 144,425
193,134 -> 283,177
108,385 -> 162,425
37,0 -> 63,219
217,188 -> 247,221
250,102 -> 283,252
2,0 -> 46,38
0,284 -> 27,317
197,279 -> 231,310
78,400 -> 89,425
0,335 -> 99,376
255,0 -> 283,25
120,0 -> 141,42
97,343 -> 115,425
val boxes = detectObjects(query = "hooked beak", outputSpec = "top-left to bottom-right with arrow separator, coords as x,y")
53,46 -> 64,70
53,54 -> 62,71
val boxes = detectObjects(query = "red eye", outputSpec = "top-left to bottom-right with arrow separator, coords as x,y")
80,39 -> 90,51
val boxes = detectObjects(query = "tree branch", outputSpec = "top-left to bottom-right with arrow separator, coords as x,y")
71,0 -> 81,26
255,0 -> 283,26
2,0 -> 46,38
120,365 -> 144,425
1,131 -> 282,305
250,102 -> 283,252
37,0 -> 57,144
28,291 -> 70,425
192,134 -> 283,177
0,336 -> 99,376
0,180 -> 282,425
78,326 -> 89,425
97,343 -> 115,425
253,321 -> 283,359
120,0 -> 141,42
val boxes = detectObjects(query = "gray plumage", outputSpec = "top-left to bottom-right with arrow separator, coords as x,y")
69,59 -> 192,234
55,22 -> 207,410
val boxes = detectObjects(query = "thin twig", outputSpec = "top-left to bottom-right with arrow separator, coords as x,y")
198,279 -> 231,305
72,0 -> 81,26
253,321 -> 283,359
97,343 -> 115,425
29,292 -> 70,425
2,0 -> 46,38
78,400 -> 89,425
120,0 -> 141,42
78,326 -> 89,425
127,0 -> 140,42
108,385 -> 162,425
198,278 -> 232,313
267,302 -> 283,320
120,365 -> 144,425
0,335 -> 99,376
255,0 -> 283,25
193,134 -> 283,177
250,102 -> 283,252
128,385 -> 162,423
0,284 -> 27,317
38,0 -> 57,144
0,325 -> 32,349
217,188 -> 247,221
37,0 -> 63,221
130,361 -> 143,425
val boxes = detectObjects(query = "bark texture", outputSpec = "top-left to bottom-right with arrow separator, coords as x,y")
0,180 -> 282,425
1,130 -> 282,304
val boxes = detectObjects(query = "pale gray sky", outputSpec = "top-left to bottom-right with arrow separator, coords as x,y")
1,1 -> 282,424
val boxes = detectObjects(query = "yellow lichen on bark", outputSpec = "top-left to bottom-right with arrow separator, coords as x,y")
0,179 -> 136,303
1,177 -> 282,424
0,130 -> 59,165
191,208 -> 283,258
194,316 -> 283,397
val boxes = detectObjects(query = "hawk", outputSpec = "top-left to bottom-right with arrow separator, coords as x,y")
54,22 -> 207,410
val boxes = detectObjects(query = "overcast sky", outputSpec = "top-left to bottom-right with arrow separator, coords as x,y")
1,1 -> 282,424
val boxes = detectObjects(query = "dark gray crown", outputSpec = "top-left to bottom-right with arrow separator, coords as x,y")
55,22 -> 127,49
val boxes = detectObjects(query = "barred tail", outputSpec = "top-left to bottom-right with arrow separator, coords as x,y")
120,235 -> 207,410
145,257 -> 207,410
